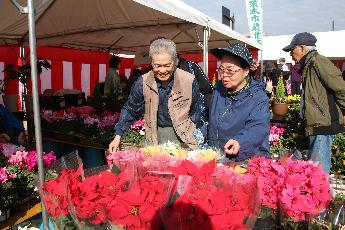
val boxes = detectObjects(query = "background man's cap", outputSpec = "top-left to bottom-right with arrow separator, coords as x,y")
283,32 -> 317,52
210,43 -> 253,67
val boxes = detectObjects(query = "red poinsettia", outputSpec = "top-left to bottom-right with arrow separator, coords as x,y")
72,171 -> 123,224
107,179 -> 168,230
42,167 -> 82,218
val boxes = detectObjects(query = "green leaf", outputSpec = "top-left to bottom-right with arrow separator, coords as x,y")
111,164 -> 121,175
167,192 -> 180,208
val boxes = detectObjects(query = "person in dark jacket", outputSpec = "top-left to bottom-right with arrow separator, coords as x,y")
104,56 -> 121,96
176,56 -> 213,120
0,105 -> 25,145
290,63 -> 302,95
208,43 -> 270,162
283,32 -> 345,173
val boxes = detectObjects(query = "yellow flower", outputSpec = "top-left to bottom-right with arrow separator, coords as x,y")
197,149 -> 218,161
343,160 -> 345,166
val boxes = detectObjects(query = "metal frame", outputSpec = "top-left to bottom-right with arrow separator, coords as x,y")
10,0 -> 49,229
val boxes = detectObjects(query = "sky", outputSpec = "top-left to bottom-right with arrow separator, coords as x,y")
182,0 -> 345,36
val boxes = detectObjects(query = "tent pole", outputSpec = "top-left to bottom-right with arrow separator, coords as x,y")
27,0 -> 49,228
203,26 -> 209,76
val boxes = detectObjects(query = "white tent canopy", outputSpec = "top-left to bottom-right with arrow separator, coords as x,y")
262,30 -> 345,63
0,0 -> 260,55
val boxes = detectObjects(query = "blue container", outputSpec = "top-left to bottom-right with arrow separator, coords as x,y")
60,144 -> 77,156
42,140 -> 60,157
80,147 -> 105,169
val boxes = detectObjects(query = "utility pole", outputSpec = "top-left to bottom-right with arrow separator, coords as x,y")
222,6 -> 235,30
332,20 -> 335,31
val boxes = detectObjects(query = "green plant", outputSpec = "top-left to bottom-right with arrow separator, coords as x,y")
121,130 -> 145,147
0,179 -> 18,211
7,164 -> 36,199
274,76 -> 287,103
2,59 -> 51,93
331,133 -> 345,175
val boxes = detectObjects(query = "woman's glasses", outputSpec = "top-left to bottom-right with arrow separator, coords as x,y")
216,66 -> 242,75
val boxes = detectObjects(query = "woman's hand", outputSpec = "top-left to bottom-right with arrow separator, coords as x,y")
224,139 -> 240,155
265,78 -> 273,94
108,135 -> 121,153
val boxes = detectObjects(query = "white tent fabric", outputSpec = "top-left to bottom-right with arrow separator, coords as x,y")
262,30 -> 345,63
0,0 -> 262,69
0,0 -> 260,56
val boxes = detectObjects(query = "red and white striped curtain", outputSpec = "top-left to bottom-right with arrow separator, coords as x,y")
0,45 -> 138,100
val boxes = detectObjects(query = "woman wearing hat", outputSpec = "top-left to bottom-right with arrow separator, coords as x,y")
208,43 -> 270,161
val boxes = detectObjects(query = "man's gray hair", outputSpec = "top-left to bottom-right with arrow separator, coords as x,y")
149,38 -> 177,62
304,45 -> 316,53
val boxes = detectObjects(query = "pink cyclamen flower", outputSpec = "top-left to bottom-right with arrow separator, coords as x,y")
0,143 -> 25,158
0,167 -> 16,183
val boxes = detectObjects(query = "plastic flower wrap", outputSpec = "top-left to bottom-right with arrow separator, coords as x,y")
41,167 -> 82,219
140,141 -> 188,158
186,148 -> 223,162
160,160 -> 260,230
40,151 -> 84,228
107,149 -> 182,175
64,157 -> 175,229
106,150 -> 145,171
248,157 -> 332,221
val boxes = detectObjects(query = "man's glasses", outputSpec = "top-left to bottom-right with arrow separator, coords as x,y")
216,66 -> 242,75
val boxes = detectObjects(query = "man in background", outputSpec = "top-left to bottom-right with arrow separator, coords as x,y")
283,32 -> 345,173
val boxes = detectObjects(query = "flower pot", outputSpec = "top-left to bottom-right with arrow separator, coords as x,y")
272,102 -> 289,120
0,209 -> 10,223
80,147 -> 105,169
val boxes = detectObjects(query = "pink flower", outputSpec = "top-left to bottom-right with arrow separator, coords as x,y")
0,143 -> 25,158
130,119 -> 145,133
0,167 -> 16,183
248,157 -> 331,221
106,150 -> 145,169
7,150 -> 56,171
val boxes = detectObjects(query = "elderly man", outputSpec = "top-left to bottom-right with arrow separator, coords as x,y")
108,38 -> 201,152
283,32 -> 345,173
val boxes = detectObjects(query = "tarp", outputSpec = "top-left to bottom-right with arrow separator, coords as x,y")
262,30 -> 345,63
0,0 -> 260,58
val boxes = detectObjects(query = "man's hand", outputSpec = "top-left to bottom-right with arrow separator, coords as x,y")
108,135 -> 121,153
224,139 -> 240,156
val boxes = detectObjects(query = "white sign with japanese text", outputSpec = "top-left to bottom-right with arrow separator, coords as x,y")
245,0 -> 263,45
